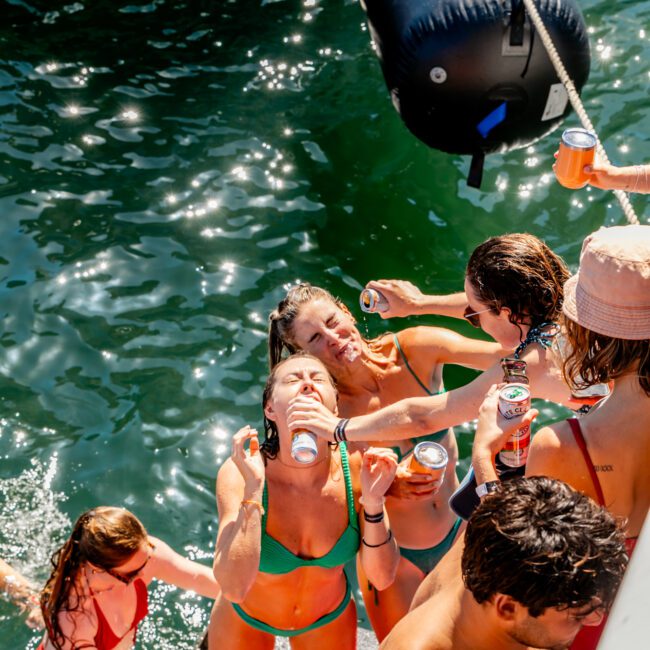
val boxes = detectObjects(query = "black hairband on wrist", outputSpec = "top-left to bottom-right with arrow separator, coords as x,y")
362,530 -> 393,548
333,418 -> 349,443
363,510 -> 384,524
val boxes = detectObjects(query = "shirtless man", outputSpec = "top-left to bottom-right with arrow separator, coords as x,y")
381,477 -> 627,650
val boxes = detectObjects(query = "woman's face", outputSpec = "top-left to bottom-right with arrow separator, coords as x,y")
264,356 -> 338,429
464,276 -> 528,349
289,297 -> 363,371
87,540 -> 153,587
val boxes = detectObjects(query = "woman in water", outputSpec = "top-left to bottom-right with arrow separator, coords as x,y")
472,225 -> 650,650
38,506 -> 220,650
209,353 -> 400,649
268,284 -> 507,639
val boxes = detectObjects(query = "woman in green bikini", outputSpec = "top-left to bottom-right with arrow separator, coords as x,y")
208,353 -> 400,649
268,284 -> 506,640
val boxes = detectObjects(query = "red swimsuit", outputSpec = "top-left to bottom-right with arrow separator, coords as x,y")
567,419 -> 637,650
39,578 -> 149,650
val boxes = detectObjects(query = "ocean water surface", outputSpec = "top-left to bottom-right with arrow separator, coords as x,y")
0,0 -> 648,647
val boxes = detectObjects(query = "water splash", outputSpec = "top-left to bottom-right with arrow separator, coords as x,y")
0,456 -> 70,581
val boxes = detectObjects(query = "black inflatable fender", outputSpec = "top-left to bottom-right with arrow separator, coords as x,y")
361,0 -> 591,185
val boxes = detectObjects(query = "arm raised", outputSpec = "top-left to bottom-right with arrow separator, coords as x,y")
212,426 -> 265,604
358,448 -> 400,591
365,280 -> 468,320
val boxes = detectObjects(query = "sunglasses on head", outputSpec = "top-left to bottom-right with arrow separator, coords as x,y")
463,305 -> 493,328
92,541 -> 155,586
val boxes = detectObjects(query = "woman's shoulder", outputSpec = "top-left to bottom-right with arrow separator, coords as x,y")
527,420 -> 584,480
51,598 -> 98,649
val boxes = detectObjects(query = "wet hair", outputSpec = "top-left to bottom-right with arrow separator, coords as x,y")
268,283 -> 349,369
561,317 -> 650,397
41,507 -> 148,650
462,476 -> 627,617
260,352 -> 337,462
466,234 -> 570,338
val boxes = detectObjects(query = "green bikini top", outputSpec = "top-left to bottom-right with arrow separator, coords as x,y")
259,442 -> 360,575
392,334 -> 447,461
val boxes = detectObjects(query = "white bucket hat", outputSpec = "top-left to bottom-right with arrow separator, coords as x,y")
562,225 -> 650,340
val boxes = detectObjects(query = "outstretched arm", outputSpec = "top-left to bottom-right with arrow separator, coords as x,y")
147,537 -> 220,599
365,280 -> 468,320
0,558 -> 43,629
395,326 -> 507,372
288,363 -> 504,442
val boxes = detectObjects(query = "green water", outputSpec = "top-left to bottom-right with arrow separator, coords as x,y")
0,0 -> 648,647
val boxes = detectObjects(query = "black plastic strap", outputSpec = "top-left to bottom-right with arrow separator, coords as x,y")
468,152 -> 485,189
510,0 -> 526,46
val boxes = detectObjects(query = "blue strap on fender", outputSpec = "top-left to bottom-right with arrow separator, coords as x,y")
477,102 -> 507,138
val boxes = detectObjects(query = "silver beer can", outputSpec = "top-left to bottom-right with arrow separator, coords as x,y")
359,288 -> 389,313
291,430 -> 318,464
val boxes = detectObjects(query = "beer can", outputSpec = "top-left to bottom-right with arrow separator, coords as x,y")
409,441 -> 448,485
359,288 -> 389,313
500,357 -> 529,384
291,430 -> 318,464
497,383 -> 531,468
555,128 -> 597,189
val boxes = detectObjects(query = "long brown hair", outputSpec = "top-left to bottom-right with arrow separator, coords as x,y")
260,352 -> 337,461
41,507 -> 148,650
562,317 -> 650,396
466,234 -> 570,337
268,283 -> 349,369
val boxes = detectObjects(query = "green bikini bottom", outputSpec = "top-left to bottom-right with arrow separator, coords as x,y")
231,574 -> 351,638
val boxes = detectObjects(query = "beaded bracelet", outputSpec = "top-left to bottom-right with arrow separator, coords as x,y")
362,530 -> 393,548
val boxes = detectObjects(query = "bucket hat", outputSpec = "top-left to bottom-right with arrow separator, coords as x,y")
563,225 -> 650,340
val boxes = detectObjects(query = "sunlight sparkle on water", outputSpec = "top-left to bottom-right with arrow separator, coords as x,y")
121,108 -> 140,121
619,144 -> 630,153
166,194 -> 178,205
66,104 -> 80,116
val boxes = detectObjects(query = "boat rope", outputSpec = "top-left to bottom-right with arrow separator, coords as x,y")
521,0 -> 640,225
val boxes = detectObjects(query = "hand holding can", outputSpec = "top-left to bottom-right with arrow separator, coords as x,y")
554,128 -> 597,189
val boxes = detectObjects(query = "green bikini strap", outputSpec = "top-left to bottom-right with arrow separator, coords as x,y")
262,482 -> 268,528
339,443 -> 358,529
393,334 -> 434,396
262,446 -> 356,528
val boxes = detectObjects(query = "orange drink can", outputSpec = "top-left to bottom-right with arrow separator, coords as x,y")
409,441 -> 448,484
555,128 -> 597,189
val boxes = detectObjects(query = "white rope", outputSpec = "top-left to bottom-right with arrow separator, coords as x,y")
521,0 -> 640,225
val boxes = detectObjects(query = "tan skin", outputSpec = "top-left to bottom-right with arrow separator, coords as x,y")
384,528 -> 604,650
285,296 -> 507,640
473,372 -> 650,539
40,536 -> 220,650
209,357 -> 400,650
0,558 -> 43,629
553,152 -> 650,193
287,279 -> 587,451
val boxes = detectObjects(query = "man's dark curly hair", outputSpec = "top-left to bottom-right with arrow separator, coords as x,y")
462,476 -> 628,617
466,234 -> 570,338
